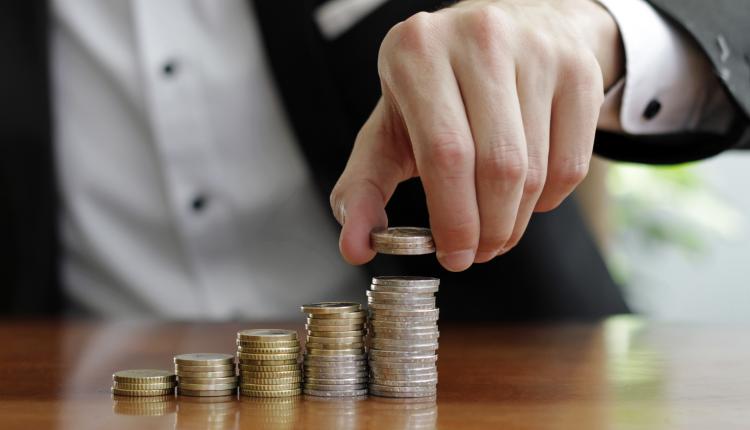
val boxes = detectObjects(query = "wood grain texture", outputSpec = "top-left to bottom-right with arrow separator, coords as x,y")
0,317 -> 748,429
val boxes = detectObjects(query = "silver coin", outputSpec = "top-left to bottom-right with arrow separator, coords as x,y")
368,352 -> 438,361
306,336 -> 364,344
303,377 -> 369,385
304,323 -> 366,332
369,320 -> 438,329
368,361 -> 437,369
367,302 -> 435,310
304,383 -> 368,391
370,343 -> 438,353
370,227 -> 433,243
303,360 -> 367,368
305,369 -> 368,378
371,276 -> 440,286
370,366 -> 437,375
369,388 -> 437,398
369,333 -> 439,342
369,308 -> 439,317
368,358 -> 437,366
303,353 -> 367,362
368,298 -> 436,307
305,342 -> 365,350
369,384 -> 438,393
306,317 -> 367,326
307,310 -> 368,320
367,290 -> 435,299
307,330 -> 366,337
369,378 -> 438,387
303,388 -> 369,397
370,338 -> 439,348
300,302 -> 362,314
369,314 -> 438,323
374,246 -> 435,255
371,284 -> 439,294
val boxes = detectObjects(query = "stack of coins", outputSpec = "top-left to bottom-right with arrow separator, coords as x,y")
237,329 -> 302,398
370,227 -> 435,255
174,353 -> 238,397
111,369 -> 176,397
301,302 -> 368,397
367,276 -> 440,398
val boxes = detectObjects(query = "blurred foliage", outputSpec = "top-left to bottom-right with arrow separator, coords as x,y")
606,162 -> 743,284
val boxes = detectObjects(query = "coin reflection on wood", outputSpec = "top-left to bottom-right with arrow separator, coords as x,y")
370,227 -> 436,255
237,329 -> 303,397
302,302 -> 369,397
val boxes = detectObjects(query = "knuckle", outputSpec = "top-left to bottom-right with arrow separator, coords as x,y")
424,132 -> 473,171
395,12 -> 436,56
549,158 -> 589,188
461,7 -> 511,54
481,138 -> 527,185
523,164 -> 546,195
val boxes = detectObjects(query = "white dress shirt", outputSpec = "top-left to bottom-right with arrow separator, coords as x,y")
51,0 -> 734,320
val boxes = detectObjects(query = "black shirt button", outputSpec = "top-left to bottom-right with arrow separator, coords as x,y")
191,194 -> 208,212
162,60 -> 178,77
643,99 -> 661,120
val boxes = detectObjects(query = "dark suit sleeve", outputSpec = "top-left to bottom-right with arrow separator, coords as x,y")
594,0 -> 750,165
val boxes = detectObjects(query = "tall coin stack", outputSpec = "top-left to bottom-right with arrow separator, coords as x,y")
174,353 -> 238,397
367,276 -> 440,398
237,329 -> 302,397
111,369 -> 176,397
301,302 -> 368,397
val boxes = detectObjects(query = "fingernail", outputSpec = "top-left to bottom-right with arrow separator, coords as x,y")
474,250 -> 496,264
437,249 -> 475,272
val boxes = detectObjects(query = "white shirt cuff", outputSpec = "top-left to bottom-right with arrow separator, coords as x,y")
597,0 -> 735,134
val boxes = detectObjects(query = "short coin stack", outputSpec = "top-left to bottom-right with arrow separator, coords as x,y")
370,227 -> 435,255
302,302 -> 368,397
174,353 -> 238,397
367,276 -> 440,398
237,329 -> 302,397
111,369 -> 176,397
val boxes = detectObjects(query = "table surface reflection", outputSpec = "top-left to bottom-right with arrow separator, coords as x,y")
0,317 -> 748,429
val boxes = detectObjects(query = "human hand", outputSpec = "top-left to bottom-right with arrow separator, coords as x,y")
331,0 -> 623,271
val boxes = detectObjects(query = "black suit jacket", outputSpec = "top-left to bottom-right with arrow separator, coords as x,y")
1,0 -> 748,318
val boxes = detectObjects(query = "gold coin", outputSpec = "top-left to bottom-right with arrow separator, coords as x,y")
237,352 -> 299,361
177,376 -> 238,385
304,324 -> 364,332
175,370 -> 236,378
112,369 -> 176,384
113,382 -> 176,390
178,382 -> 238,391
305,317 -> 367,326
236,346 -> 300,354
236,340 -> 300,348
178,388 -> 236,397
304,342 -> 364,350
308,310 -> 368,320
241,377 -> 303,385
111,387 -> 175,397
174,364 -> 235,372
173,353 -> 234,366
238,358 -> 299,366
300,302 -> 361,314
307,330 -> 365,338
237,329 -> 298,342
240,383 -> 301,391
240,370 -> 302,379
240,388 -> 301,398
238,364 -> 299,372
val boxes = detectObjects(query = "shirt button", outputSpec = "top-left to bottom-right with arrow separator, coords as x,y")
191,194 -> 208,212
643,99 -> 661,120
162,60 -> 178,77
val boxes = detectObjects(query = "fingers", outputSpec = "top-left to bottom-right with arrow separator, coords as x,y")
449,43 -> 527,264
536,54 -> 603,212
331,99 -> 415,266
381,14 -> 480,271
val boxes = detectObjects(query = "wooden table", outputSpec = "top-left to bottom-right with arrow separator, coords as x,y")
0,317 -> 748,429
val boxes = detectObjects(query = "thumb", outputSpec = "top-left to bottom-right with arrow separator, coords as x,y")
330,99 -> 413,265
